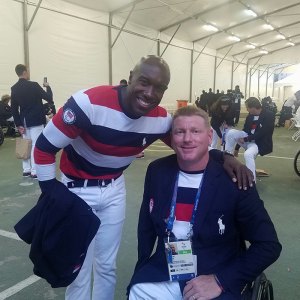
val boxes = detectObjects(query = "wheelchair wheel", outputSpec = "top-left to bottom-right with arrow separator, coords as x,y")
294,150 -> 300,177
0,127 -> 4,146
251,273 -> 274,300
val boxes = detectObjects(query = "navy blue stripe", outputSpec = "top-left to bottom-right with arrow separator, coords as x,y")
36,133 -> 61,154
88,125 -> 167,147
177,187 -> 198,205
64,97 -> 92,130
64,145 -> 129,176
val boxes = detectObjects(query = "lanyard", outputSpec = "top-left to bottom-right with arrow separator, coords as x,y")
166,171 -> 205,239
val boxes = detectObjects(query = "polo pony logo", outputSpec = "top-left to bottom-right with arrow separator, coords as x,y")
218,215 -> 225,235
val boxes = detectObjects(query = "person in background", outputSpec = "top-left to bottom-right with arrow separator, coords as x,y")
128,106 -> 281,300
11,64 -> 53,178
261,96 -> 277,115
210,95 -> 235,149
120,79 -> 128,86
34,55 -> 253,300
232,85 -> 244,125
199,90 -> 208,112
206,88 -> 215,116
0,94 -> 17,136
276,90 -> 300,127
225,97 -> 275,182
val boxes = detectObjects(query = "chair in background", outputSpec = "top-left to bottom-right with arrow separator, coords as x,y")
291,116 -> 300,141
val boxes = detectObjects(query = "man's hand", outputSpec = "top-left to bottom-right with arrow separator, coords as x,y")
237,138 -> 245,144
43,82 -> 50,87
223,154 -> 254,190
18,126 -> 25,135
183,275 -> 222,300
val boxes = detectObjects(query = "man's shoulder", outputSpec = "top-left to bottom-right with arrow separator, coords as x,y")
149,154 -> 177,170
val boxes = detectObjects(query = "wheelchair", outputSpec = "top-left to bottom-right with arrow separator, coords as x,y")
241,272 -> 274,300
0,120 -> 18,146
294,150 -> 300,177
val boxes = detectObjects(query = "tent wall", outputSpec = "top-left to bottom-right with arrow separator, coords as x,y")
1,0 -> 270,109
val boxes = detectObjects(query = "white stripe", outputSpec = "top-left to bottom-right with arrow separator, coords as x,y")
92,105 -> 171,133
73,90 -> 172,133
36,163 -> 56,181
72,137 -> 135,168
0,275 -> 41,300
0,229 -> 22,241
43,120 -> 73,149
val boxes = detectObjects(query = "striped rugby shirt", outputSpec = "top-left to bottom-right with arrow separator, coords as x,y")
34,85 -> 172,181
172,170 -> 204,239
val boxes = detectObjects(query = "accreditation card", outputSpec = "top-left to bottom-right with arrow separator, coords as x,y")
164,238 -> 196,281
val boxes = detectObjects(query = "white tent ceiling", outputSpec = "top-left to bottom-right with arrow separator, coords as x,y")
64,0 -> 300,67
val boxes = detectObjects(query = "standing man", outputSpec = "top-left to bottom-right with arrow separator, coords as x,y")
34,55 -> 252,300
11,64 -> 53,178
128,106 -> 281,300
225,97 -> 275,182
232,85 -> 244,125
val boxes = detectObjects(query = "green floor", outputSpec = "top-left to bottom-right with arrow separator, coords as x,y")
0,125 -> 299,299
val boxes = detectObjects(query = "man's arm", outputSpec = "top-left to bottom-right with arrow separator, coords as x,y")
35,82 -> 53,103
244,112 -> 275,142
134,164 -> 157,271
210,150 -> 254,189
214,188 -> 281,295
34,98 -> 86,192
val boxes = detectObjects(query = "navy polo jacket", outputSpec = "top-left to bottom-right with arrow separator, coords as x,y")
14,180 -> 100,288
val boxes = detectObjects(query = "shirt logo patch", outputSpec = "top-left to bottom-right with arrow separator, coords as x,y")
63,108 -> 76,124
149,198 -> 154,213
142,137 -> 147,146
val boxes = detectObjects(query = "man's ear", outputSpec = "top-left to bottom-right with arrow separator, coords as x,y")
128,71 -> 133,84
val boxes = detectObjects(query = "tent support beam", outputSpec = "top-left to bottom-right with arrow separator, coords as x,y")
245,62 -> 249,99
233,51 -> 249,72
111,4 -> 136,48
160,24 -> 181,57
23,0 -> 29,67
216,45 -> 234,69
193,36 -> 212,64
108,13 -> 113,85
189,47 -> 194,103
27,0 -> 43,31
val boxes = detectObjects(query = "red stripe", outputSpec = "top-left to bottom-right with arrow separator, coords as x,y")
81,133 -> 144,156
34,147 -> 56,164
84,86 -> 122,111
52,108 -> 83,139
60,151 -> 122,180
175,203 -> 193,222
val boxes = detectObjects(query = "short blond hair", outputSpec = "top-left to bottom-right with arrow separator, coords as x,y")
172,106 -> 210,129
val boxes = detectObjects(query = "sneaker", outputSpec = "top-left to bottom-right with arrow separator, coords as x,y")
22,172 -> 31,177
30,174 -> 38,179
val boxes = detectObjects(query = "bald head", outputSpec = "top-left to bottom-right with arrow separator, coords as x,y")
131,55 -> 170,84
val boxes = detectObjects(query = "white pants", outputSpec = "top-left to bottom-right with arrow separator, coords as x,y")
63,175 -> 126,300
129,281 -> 182,300
211,127 -> 229,150
22,125 -> 44,175
225,129 -> 259,182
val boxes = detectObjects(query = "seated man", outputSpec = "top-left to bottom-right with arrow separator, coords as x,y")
276,90 -> 300,127
0,94 -> 17,136
128,106 -> 281,300
224,97 -> 275,182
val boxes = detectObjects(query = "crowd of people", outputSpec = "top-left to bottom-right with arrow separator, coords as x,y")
9,55 -> 282,300
195,86 -> 244,125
